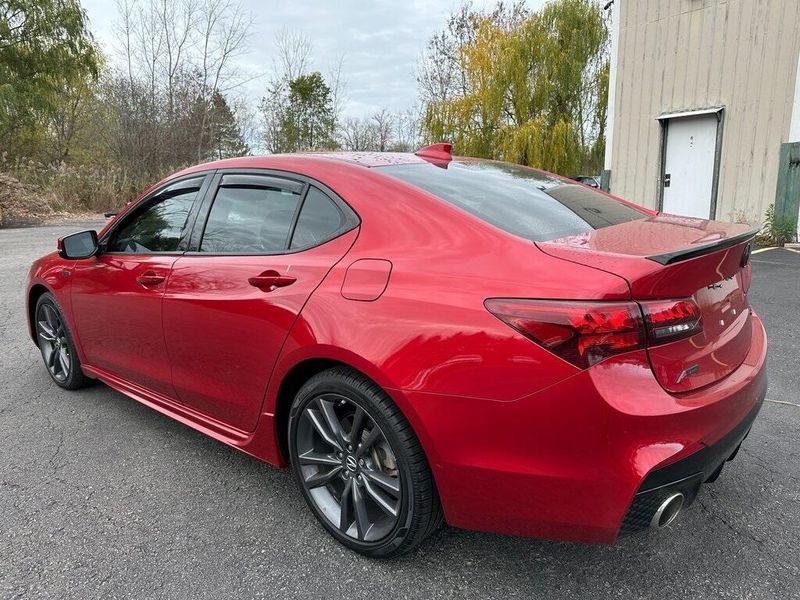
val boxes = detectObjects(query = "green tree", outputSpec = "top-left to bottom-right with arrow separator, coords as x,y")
419,0 -> 608,175
282,72 -> 335,151
0,0 -> 98,158
205,90 -> 250,160
262,71 -> 336,153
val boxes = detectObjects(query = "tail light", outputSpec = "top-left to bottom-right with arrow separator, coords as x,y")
484,299 -> 644,369
639,299 -> 702,343
485,297 -> 703,369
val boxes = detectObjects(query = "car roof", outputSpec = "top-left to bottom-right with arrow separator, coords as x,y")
308,152 -> 429,167
178,152 -> 429,174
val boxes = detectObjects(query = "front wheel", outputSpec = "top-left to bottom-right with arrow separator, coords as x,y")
35,293 -> 88,390
288,367 -> 442,558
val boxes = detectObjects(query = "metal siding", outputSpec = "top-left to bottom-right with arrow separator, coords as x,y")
610,0 -> 800,223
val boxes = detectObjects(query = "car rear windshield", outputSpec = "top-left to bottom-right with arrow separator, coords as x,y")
380,161 -> 647,242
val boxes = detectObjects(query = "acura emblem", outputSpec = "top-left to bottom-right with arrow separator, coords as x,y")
345,455 -> 358,472
741,243 -> 751,267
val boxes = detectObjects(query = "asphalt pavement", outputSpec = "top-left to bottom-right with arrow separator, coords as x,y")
1,222 -> 798,599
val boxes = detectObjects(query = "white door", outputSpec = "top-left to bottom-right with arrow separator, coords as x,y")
662,114 -> 718,218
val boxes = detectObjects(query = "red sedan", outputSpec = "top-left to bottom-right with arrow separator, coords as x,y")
26,145 -> 766,557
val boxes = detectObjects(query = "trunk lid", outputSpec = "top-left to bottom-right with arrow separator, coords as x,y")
537,214 -> 758,392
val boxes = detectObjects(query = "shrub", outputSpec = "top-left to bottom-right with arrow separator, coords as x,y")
1,154 -> 175,214
757,204 -> 796,248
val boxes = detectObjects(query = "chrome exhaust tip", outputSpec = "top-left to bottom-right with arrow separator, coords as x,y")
650,492 -> 684,529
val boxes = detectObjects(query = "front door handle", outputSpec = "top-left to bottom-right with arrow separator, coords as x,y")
248,270 -> 296,291
136,271 -> 166,286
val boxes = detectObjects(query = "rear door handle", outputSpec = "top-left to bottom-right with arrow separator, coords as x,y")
136,271 -> 166,286
248,270 -> 296,291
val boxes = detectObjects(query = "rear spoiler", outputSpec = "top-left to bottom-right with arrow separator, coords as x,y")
646,227 -> 759,265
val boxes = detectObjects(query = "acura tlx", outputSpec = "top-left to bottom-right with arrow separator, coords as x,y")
26,144 -> 766,557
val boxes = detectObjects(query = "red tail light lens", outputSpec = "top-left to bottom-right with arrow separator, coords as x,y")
484,299 -> 645,369
640,299 -> 702,344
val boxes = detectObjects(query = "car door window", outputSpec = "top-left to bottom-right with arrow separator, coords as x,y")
200,180 -> 302,254
290,187 -> 346,250
108,178 -> 203,253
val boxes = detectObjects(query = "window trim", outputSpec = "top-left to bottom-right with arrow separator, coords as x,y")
99,172 -> 214,256
187,168 -> 360,257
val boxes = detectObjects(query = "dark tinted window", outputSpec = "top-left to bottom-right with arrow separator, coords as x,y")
108,179 -> 200,253
381,161 -> 646,241
290,187 -> 345,249
200,182 -> 301,253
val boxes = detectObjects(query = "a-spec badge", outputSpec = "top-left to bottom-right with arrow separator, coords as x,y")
676,364 -> 701,384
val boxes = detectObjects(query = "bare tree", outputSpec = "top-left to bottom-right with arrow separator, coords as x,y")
371,109 -> 394,152
273,27 -> 312,82
107,0 -> 253,175
390,107 -> 421,152
416,2 -> 528,105
338,116 -> 376,151
194,0 -> 253,159
156,0 -> 197,122
328,54 -> 347,137
336,108 -> 419,153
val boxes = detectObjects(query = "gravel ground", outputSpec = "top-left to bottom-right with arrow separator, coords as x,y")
1,223 -> 798,600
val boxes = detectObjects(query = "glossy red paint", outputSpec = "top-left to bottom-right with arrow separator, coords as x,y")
340,258 -> 393,301
415,142 -> 453,162
26,152 -> 767,544
71,254 -> 178,397
161,229 -> 358,431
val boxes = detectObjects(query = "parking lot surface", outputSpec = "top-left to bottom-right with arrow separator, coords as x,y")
1,223 -> 798,599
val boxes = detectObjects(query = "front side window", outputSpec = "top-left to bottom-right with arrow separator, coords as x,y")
107,178 -> 201,253
200,182 -> 301,254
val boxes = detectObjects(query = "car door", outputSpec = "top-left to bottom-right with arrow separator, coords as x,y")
70,174 -> 211,398
162,172 -> 359,432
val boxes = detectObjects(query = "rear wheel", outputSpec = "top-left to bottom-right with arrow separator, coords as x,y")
288,367 -> 442,558
35,293 -> 88,390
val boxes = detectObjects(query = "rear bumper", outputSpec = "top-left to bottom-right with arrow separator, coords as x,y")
407,313 -> 768,543
620,392 -> 763,533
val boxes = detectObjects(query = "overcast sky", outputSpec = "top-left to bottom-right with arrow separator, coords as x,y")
81,0 -> 545,117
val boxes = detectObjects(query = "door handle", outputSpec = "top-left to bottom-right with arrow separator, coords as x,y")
248,270 -> 296,291
136,271 -> 166,286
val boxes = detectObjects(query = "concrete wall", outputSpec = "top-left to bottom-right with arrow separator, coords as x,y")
608,0 -> 800,224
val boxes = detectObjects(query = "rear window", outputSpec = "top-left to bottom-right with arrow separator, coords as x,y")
380,161 -> 646,241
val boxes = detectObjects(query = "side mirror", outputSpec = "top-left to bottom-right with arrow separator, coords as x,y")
58,230 -> 99,259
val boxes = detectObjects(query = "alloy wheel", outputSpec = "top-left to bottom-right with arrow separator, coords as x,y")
37,304 -> 71,383
295,393 -> 403,542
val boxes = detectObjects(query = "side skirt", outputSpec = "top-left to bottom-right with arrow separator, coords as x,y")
81,364 -> 280,466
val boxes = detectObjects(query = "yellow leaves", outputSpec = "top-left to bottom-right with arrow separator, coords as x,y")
420,0 -> 608,175
499,117 -> 580,175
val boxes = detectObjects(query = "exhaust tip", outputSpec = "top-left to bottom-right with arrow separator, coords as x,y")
650,492 -> 684,529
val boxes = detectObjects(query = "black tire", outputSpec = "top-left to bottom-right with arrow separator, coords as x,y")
34,292 -> 88,390
288,366 -> 443,558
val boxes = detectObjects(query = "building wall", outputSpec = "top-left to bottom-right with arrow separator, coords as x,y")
609,0 -> 800,224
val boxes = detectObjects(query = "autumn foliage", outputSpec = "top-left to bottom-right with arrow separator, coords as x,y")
419,0 -> 609,176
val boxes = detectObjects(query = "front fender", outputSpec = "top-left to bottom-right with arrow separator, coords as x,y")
26,252 -> 75,345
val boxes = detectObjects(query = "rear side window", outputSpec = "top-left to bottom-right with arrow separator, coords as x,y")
380,161 -> 646,241
108,177 -> 202,253
200,178 -> 301,253
290,187 -> 345,250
